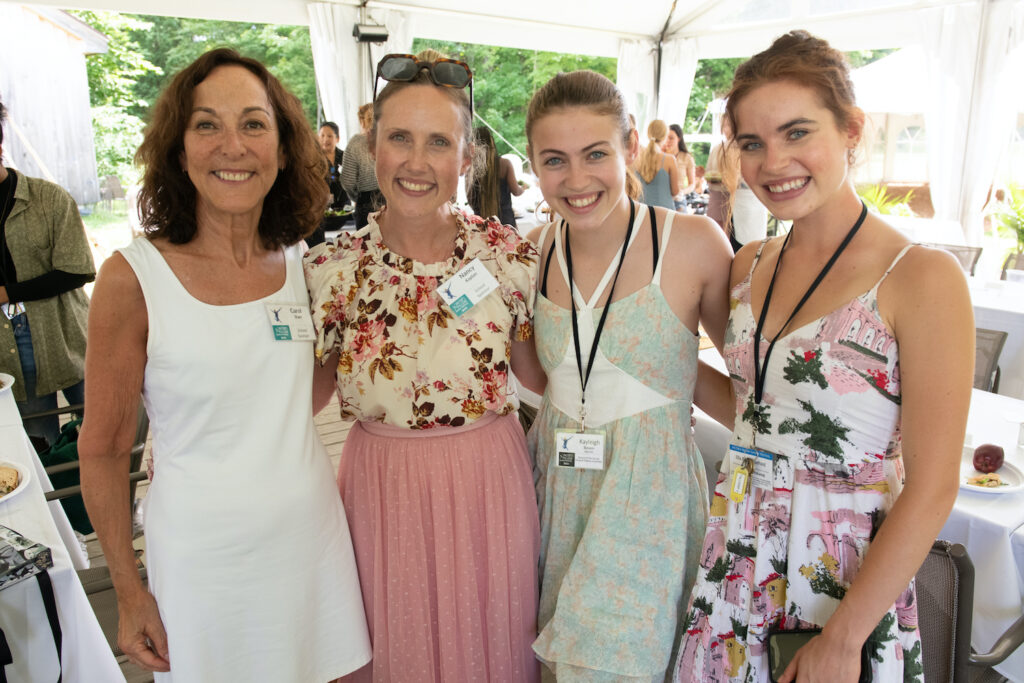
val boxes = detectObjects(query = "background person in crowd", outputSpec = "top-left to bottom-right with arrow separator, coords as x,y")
524,70 -> 731,682
79,48 -> 370,682
307,120 -> 347,248
304,49 -> 545,683
466,125 -> 524,227
341,102 -> 383,229
632,118 -> 679,210
0,98 -> 94,449
663,122 -> 696,211
706,136 -> 768,253
674,31 -> 972,682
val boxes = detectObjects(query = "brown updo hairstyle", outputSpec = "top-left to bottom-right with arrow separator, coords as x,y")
135,47 -> 327,248
370,49 -> 474,157
724,30 -> 860,149
525,70 -> 641,200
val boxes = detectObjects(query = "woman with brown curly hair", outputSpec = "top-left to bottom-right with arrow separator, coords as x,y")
79,48 -> 370,681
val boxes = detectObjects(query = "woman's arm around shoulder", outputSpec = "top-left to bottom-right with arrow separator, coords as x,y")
78,252 -> 170,672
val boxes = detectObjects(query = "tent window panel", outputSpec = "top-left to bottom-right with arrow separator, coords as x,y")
893,124 -> 928,182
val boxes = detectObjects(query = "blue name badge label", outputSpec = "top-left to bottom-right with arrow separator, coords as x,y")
264,302 -> 315,342
729,444 -> 773,490
555,430 -> 606,470
437,258 -> 499,317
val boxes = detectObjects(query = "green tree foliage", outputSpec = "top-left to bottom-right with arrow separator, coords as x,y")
412,39 -> 616,159
69,10 -> 159,184
131,17 -> 317,125
70,11 -> 319,186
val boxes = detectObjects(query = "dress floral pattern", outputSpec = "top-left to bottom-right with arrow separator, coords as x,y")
673,243 -> 922,683
304,207 -> 537,429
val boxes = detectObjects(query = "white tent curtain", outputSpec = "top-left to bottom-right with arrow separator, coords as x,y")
957,0 -> 1024,243
616,38 -> 659,134
656,37 -> 698,126
308,2 -> 361,141
309,4 -> 413,142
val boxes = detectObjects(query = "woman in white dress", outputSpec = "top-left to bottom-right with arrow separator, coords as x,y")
79,49 -> 371,681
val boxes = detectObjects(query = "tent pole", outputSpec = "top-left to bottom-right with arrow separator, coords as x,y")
958,0 -> 992,239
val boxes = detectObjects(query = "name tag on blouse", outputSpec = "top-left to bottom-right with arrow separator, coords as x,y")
555,430 -> 606,470
438,258 -> 499,316
264,303 -> 315,341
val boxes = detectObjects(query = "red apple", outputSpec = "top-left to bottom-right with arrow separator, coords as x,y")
973,444 -> 1005,474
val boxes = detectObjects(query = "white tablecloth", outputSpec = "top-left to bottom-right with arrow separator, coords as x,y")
969,277 -> 1024,401
940,388 -> 1024,681
0,423 -> 125,682
692,350 -> 1024,680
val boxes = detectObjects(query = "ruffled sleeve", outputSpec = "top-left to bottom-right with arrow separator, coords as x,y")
477,216 -> 539,342
303,236 -> 363,364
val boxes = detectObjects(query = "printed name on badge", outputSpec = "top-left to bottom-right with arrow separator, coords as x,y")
555,430 -> 605,470
437,258 -> 499,316
265,302 -> 315,341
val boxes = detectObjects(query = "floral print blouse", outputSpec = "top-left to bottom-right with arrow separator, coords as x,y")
304,207 -> 538,429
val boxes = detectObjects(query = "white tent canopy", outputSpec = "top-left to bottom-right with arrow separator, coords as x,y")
20,0 -> 1024,242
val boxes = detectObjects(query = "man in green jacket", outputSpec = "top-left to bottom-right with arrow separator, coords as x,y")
0,99 -> 95,448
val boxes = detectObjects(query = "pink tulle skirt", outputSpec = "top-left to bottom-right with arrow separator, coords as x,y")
339,412 -> 541,683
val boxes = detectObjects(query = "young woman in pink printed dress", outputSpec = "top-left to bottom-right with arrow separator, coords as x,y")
673,31 -> 973,683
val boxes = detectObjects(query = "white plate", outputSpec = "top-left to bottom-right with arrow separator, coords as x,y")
0,460 -> 30,504
959,452 -> 1024,494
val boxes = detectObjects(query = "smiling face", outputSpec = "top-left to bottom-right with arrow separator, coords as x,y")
181,65 -> 284,229
732,79 -> 861,223
528,106 -> 638,232
371,84 -> 471,224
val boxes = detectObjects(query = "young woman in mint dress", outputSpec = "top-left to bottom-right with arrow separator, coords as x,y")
673,31 -> 974,683
524,70 -> 733,681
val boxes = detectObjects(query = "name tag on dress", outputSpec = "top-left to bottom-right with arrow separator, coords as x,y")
264,303 -> 315,341
729,444 -> 774,490
437,258 -> 499,316
555,430 -> 606,470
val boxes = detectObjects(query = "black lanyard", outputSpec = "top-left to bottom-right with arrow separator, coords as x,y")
565,199 -> 636,428
752,202 -> 868,405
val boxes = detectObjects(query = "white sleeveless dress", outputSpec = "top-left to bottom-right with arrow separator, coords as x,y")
118,238 -> 371,682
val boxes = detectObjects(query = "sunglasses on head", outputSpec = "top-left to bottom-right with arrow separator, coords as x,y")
373,53 -> 474,115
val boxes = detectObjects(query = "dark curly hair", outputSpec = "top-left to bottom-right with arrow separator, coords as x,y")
135,48 -> 327,247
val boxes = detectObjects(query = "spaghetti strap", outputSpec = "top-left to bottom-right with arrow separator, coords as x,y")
649,205 -> 659,273
652,211 -> 675,286
539,220 -> 558,297
869,243 -> 917,294
555,210 -> 644,310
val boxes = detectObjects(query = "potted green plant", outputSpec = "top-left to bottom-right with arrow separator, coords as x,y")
994,184 -> 1024,255
857,184 -> 915,216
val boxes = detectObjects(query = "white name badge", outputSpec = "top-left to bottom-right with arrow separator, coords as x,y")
1,302 -> 25,320
264,302 -> 315,341
555,430 -> 605,470
729,444 -> 774,490
437,258 -> 499,316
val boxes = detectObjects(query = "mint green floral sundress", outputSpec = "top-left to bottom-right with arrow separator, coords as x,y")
529,208 -> 710,681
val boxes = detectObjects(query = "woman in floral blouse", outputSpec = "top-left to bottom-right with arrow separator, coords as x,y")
304,49 -> 545,683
